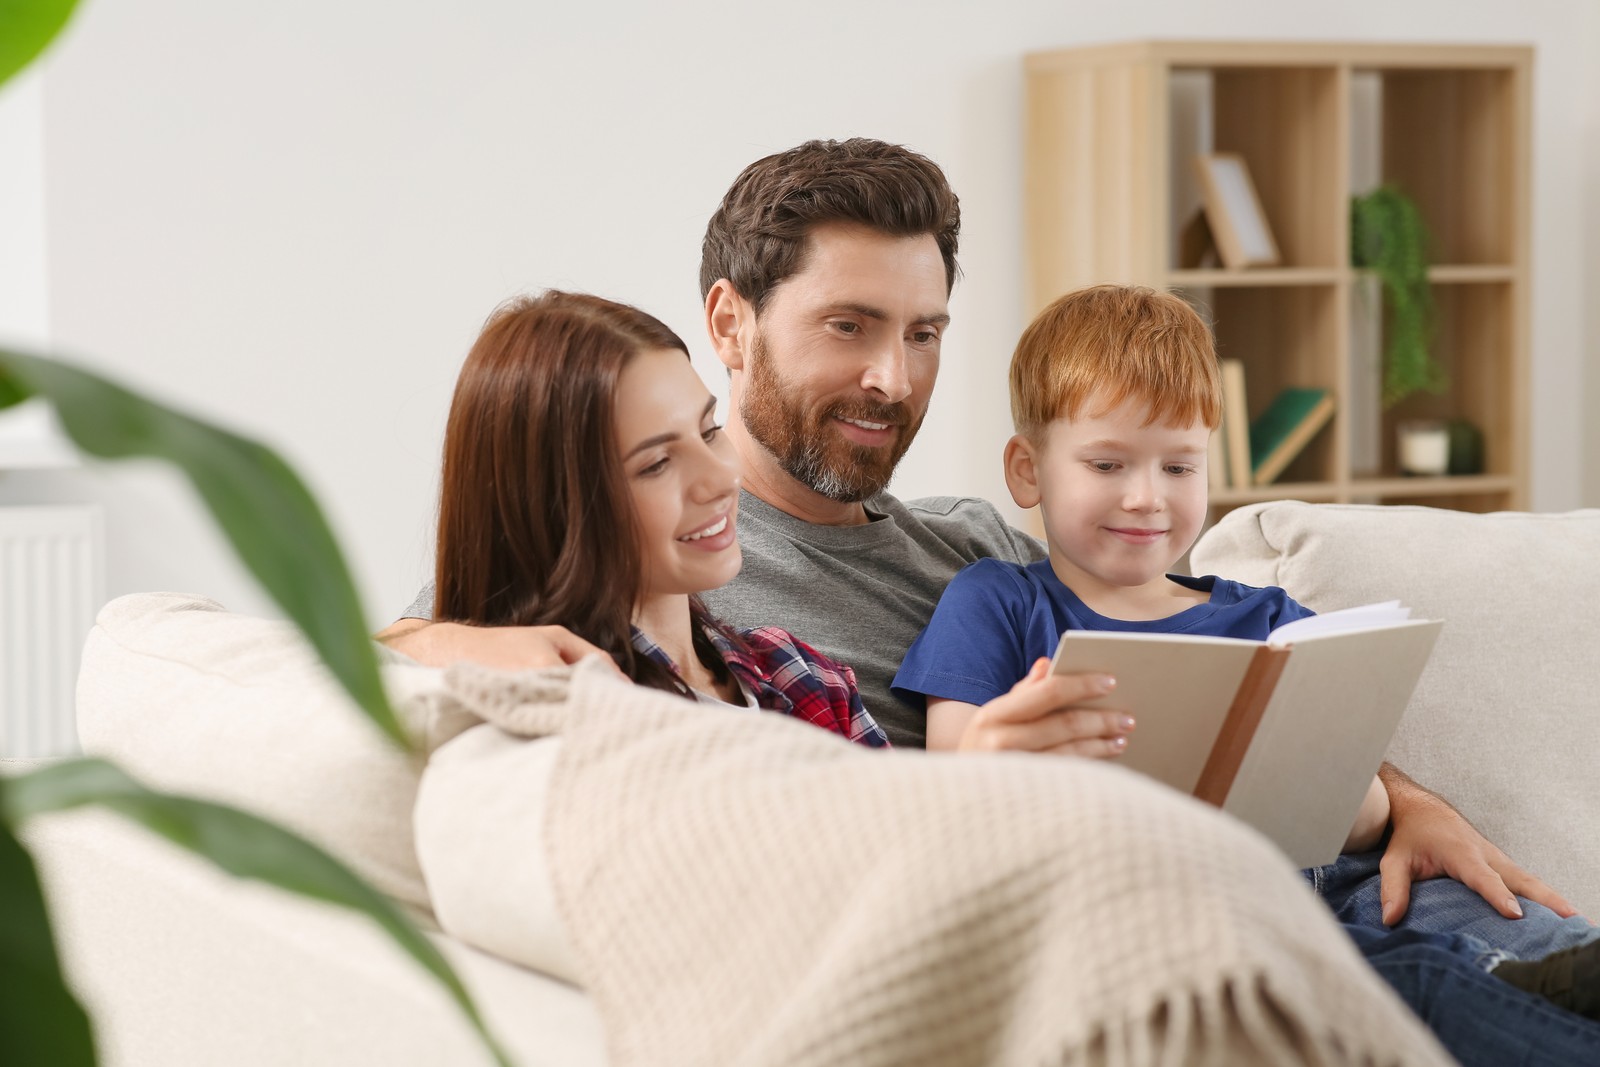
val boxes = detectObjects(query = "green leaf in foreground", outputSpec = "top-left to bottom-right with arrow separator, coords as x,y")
0,0 -> 79,87
0,780 -> 97,1067
0,367 -> 30,410
3,759 -> 513,1067
0,349 -> 406,748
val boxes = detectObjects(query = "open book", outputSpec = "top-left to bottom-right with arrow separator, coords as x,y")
1050,602 -> 1443,867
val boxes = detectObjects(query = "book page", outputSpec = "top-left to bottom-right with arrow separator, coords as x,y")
1223,619 -> 1444,867
1052,631 -> 1259,793
1267,600 -> 1407,647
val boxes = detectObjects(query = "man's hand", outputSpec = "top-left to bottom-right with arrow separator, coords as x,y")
937,658 -> 1133,756
1377,762 -> 1580,926
376,619 -> 620,675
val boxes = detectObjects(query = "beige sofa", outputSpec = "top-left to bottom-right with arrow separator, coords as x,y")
15,501 -> 1600,1065
16,594 -> 603,1067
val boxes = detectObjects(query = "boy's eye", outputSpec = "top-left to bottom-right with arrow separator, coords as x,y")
1166,463 -> 1198,477
1089,460 -> 1119,473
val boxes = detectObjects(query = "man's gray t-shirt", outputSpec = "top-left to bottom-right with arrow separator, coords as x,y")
400,487 -> 1044,748
700,490 -> 1044,748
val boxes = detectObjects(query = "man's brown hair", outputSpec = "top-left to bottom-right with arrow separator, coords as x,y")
1010,284 -> 1222,440
699,137 -> 961,311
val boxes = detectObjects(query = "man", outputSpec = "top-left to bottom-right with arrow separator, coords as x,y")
381,141 -> 1600,1049
694,137 -> 1095,753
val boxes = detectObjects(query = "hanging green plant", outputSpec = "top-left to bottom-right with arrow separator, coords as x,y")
1351,185 -> 1446,407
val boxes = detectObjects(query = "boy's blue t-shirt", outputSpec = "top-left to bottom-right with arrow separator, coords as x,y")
891,557 -> 1316,708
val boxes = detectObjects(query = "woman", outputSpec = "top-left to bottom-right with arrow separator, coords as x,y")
432,289 -> 887,747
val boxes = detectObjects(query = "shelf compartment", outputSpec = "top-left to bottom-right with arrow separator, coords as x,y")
1376,282 -> 1518,483
1368,65 -> 1527,266
1168,65 -> 1344,272
1178,283 -> 1343,487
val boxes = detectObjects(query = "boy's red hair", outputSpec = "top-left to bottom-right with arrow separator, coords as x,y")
1010,284 -> 1222,439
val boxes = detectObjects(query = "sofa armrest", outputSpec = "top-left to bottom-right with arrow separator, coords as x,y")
21,807 -> 604,1067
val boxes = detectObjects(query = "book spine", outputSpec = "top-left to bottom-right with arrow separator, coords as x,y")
1208,424 -> 1230,491
1220,359 -> 1252,490
1193,646 -> 1290,807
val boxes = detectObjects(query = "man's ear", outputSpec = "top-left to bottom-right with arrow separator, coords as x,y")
1003,433 -> 1042,510
704,279 -> 753,372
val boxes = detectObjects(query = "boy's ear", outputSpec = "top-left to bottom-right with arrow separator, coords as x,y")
1003,433 -> 1042,510
705,279 -> 752,372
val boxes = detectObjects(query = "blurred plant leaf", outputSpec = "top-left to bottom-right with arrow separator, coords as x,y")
0,780 -> 97,1067
0,0 -> 78,86
3,759 -> 513,1067
0,368 -> 29,410
0,350 -> 406,748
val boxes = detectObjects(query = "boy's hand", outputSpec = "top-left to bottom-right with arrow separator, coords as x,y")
948,658 -> 1134,756
377,619 -> 621,675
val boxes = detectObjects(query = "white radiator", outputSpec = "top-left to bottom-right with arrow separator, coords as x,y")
0,505 -> 104,757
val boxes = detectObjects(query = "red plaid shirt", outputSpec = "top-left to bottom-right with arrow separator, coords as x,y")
630,626 -> 890,748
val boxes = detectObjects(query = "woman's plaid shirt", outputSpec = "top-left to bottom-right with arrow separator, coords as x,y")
630,625 -> 890,748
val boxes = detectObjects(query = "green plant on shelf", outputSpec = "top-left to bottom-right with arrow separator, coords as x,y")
1351,184 -> 1447,408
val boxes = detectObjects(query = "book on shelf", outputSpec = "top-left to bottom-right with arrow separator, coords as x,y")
1219,359 -> 1252,489
1250,388 -> 1336,486
1050,602 -> 1443,867
1207,420 -> 1230,491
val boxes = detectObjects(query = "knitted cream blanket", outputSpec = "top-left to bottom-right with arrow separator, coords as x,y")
437,658 -> 1451,1067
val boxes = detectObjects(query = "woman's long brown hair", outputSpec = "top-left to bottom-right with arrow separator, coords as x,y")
434,291 -> 736,695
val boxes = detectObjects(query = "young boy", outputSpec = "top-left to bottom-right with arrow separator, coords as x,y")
890,283 -> 1600,1030
894,285 -> 1411,833
893,284 -> 1394,845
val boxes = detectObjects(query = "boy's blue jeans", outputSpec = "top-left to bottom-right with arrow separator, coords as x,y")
1308,847 -> 1600,960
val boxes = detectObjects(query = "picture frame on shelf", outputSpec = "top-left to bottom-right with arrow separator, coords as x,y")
1193,153 -> 1280,269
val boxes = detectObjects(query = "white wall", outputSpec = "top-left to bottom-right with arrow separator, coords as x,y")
0,71 -> 47,346
0,68 -> 69,463
4,0 -> 1595,624
1585,1 -> 1600,509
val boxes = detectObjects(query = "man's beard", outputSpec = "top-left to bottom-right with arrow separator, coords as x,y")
739,331 -> 924,503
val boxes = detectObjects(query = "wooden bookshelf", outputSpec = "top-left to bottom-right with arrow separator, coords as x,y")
1024,41 -> 1531,516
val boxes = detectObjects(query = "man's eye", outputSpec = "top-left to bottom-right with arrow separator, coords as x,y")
832,321 -> 860,335
911,329 -> 939,344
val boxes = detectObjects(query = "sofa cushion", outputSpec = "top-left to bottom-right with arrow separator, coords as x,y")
75,591 -> 444,911
414,725 -> 581,986
1191,503 -> 1600,916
